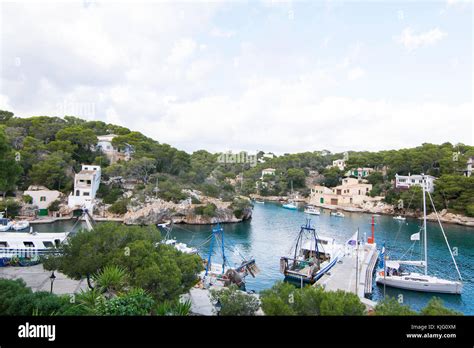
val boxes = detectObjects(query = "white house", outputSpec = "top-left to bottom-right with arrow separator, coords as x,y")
97,134 -> 132,164
395,173 -> 436,193
261,168 -> 276,179
464,157 -> 473,177
24,186 -> 62,216
68,165 -> 101,211
258,152 -> 276,163
331,159 -> 346,171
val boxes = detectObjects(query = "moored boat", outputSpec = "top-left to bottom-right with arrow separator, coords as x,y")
376,175 -> 463,294
282,201 -> 297,210
304,206 -> 321,215
0,218 -> 13,232
393,215 -> 406,221
330,211 -> 345,218
11,220 -> 30,231
280,219 -> 343,285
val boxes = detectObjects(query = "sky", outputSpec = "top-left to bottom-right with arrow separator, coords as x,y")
0,0 -> 472,154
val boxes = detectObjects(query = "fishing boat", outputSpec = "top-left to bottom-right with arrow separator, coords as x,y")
304,206 -> 321,215
201,223 -> 259,290
280,219 -> 343,285
11,220 -> 30,231
0,218 -> 13,232
376,175 -> 463,294
393,215 -> 406,221
330,211 -> 345,218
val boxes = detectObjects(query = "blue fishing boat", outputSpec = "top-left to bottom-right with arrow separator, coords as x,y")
280,219 -> 343,285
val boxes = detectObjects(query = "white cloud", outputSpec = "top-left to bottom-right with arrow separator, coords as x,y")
395,27 -> 447,51
166,38 -> 198,65
0,1 -> 471,154
210,27 -> 235,38
347,67 -> 365,81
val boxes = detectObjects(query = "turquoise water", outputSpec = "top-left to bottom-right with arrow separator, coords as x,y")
34,203 -> 474,314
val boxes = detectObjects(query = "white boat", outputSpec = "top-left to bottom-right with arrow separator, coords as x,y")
11,220 -> 30,231
330,211 -> 345,218
157,223 -> 197,254
283,180 -> 298,210
0,218 -> 13,232
0,231 -> 69,257
393,215 -> 406,221
376,175 -> 463,294
280,220 -> 343,284
282,201 -> 297,210
304,206 -> 321,215
163,239 -> 197,254
254,200 -> 265,204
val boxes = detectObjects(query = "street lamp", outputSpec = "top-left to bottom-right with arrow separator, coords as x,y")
49,271 -> 56,294
215,299 -> 222,317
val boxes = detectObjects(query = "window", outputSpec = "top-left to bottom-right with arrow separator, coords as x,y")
87,180 -> 91,185
76,190 -> 80,196
42,241 -> 54,248
84,167 -> 88,170
0,241 -> 8,247
24,241 -> 35,247
40,196 -> 46,201
83,192 -> 90,196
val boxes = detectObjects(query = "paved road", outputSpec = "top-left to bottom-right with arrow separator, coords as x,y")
0,264 -> 88,294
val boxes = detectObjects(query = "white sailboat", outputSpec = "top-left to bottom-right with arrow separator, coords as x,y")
376,175 -> 463,294
282,180 -> 298,210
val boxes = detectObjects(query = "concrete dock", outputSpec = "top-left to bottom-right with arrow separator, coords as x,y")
316,242 -> 379,308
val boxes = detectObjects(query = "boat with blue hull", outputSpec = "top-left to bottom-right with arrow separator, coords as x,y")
280,219 -> 343,285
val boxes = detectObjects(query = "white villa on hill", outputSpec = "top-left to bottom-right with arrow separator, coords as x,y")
68,164 -> 101,211
97,134 -> 132,164
464,157 -> 473,177
330,159 -> 346,171
394,173 -> 436,193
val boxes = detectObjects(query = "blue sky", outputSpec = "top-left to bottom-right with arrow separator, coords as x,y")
0,0 -> 472,153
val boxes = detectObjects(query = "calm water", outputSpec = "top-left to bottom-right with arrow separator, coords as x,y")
35,203 -> 474,314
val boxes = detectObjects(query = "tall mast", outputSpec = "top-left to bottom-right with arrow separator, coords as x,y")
422,174 -> 428,275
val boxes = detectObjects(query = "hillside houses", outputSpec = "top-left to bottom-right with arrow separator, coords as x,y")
310,177 -> 375,207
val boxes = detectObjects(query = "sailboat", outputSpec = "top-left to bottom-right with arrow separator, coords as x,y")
282,180 -> 297,210
376,175 -> 463,294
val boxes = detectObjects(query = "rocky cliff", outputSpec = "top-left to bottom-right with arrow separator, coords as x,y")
121,196 -> 252,225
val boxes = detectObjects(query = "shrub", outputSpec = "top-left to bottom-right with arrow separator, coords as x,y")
420,298 -> 462,316
210,285 -> 260,316
108,199 -> 128,215
95,288 -> 155,316
48,199 -> 61,212
102,187 -> 124,204
374,297 -> 417,316
0,199 -> 21,218
22,194 -> 33,204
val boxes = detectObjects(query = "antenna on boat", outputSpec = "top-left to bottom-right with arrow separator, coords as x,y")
204,222 -> 226,276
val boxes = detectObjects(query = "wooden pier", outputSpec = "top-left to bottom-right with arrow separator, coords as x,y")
316,242 -> 379,308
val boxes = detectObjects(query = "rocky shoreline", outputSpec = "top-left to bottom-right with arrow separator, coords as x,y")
250,194 -> 474,228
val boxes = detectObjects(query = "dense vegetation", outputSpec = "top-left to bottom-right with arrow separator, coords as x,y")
259,282 -> 462,316
1,110 -> 472,216
42,222 -> 203,302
